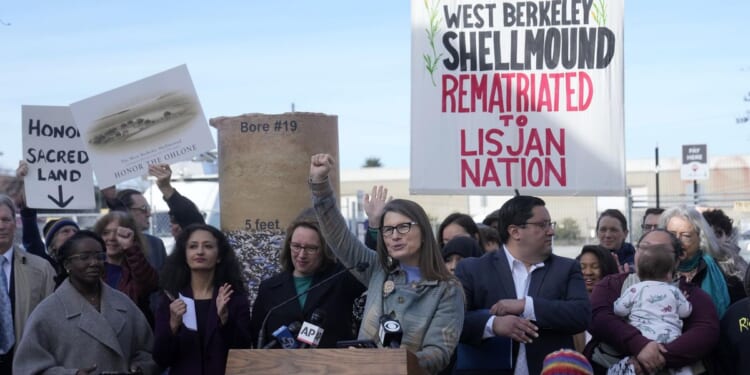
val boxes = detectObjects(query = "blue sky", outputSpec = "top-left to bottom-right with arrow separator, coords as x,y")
1,1 -> 748,171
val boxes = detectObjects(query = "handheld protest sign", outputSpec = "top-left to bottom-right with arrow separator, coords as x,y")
70,64 -> 216,187
22,105 -> 96,209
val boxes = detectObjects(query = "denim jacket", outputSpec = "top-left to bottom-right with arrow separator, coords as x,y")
312,180 -> 464,374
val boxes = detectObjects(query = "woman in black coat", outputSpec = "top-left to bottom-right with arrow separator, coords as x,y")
251,217 -> 366,348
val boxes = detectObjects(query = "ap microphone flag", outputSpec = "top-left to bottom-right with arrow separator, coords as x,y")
297,309 -> 326,347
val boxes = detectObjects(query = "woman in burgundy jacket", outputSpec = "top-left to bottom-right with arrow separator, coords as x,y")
94,210 -> 159,325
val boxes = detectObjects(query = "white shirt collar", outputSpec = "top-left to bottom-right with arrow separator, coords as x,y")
1,247 -> 12,265
502,244 -> 545,270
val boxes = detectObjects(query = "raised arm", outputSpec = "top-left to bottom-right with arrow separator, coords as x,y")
150,164 -> 204,228
309,154 -> 377,285
15,161 -> 49,260
363,185 -> 391,250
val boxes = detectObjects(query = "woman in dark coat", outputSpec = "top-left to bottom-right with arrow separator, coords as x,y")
250,216 -> 366,348
153,224 -> 251,375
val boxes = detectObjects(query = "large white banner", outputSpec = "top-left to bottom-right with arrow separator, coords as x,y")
70,65 -> 216,187
411,0 -> 624,195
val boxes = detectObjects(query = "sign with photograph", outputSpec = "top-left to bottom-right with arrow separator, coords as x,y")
70,65 -> 216,187
411,0 -> 625,195
22,105 -> 96,209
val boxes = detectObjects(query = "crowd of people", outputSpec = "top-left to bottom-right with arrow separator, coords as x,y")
1,155 -> 750,374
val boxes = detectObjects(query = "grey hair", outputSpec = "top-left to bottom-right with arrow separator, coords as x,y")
0,194 -> 17,218
660,205 -> 748,279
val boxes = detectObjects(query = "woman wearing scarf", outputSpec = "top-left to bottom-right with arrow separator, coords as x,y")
661,206 -> 747,318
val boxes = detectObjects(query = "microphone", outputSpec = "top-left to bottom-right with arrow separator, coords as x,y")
262,321 -> 302,349
256,262 -> 369,348
379,313 -> 403,348
297,309 -> 327,348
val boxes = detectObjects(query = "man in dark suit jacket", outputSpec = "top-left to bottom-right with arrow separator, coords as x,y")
455,195 -> 590,375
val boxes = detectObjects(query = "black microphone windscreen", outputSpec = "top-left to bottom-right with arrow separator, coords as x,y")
310,309 -> 327,325
288,321 -> 302,334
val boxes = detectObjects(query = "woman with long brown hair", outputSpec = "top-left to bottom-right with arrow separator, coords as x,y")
309,153 -> 464,374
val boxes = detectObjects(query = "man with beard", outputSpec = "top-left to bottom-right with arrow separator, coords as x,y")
456,195 -> 590,374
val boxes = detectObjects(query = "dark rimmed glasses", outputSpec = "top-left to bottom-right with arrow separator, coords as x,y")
290,243 -> 321,254
382,222 -> 418,237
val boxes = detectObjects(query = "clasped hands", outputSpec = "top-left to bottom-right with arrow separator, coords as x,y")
490,299 -> 538,344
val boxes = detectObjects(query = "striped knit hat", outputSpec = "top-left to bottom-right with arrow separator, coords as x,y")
541,349 -> 593,375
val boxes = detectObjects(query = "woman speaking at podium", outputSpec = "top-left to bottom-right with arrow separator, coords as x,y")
249,214 -> 366,348
309,153 -> 465,374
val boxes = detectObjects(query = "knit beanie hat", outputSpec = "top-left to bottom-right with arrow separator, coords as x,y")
441,236 -> 483,261
541,349 -> 593,375
44,219 -> 80,248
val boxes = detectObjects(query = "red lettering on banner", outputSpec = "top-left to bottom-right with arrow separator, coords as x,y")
459,127 -> 567,187
442,71 -> 592,113
461,128 -> 505,156
461,156 -> 567,187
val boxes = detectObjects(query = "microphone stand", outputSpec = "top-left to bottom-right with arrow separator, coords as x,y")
256,262 -> 368,348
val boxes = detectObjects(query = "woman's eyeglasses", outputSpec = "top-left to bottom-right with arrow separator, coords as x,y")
382,222 -> 418,237
290,243 -> 321,254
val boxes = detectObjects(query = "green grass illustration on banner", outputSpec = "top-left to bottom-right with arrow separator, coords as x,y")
591,0 -> 608,26
423,0 -> 443,86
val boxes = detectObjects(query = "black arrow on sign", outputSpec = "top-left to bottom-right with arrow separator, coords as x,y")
47,185 -> 74,208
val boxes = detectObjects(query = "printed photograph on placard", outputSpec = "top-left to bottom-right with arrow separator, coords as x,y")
70,64 -> 215,187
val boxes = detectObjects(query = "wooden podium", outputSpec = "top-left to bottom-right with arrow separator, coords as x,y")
226,348 -> 425,375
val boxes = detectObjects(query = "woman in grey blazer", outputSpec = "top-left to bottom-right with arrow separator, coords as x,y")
13,230 -> 157,374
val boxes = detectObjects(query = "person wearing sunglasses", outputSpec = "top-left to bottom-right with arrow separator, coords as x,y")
13,231 -> 157,374
309,154 -> 464,374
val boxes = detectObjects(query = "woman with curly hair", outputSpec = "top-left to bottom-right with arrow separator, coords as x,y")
153,224 -> 251,375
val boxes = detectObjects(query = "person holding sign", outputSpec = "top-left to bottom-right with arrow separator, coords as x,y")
153,224 -> 251,375
12,231 -> 157,375
309,153 -> 464,374
14,161 -> 80,279
148,163 -> 205,239
93,211 -> 159,326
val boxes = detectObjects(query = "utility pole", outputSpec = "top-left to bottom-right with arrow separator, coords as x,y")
655,146 -> 660,208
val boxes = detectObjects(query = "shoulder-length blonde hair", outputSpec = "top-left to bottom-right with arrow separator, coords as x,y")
93,211 -> 149,259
